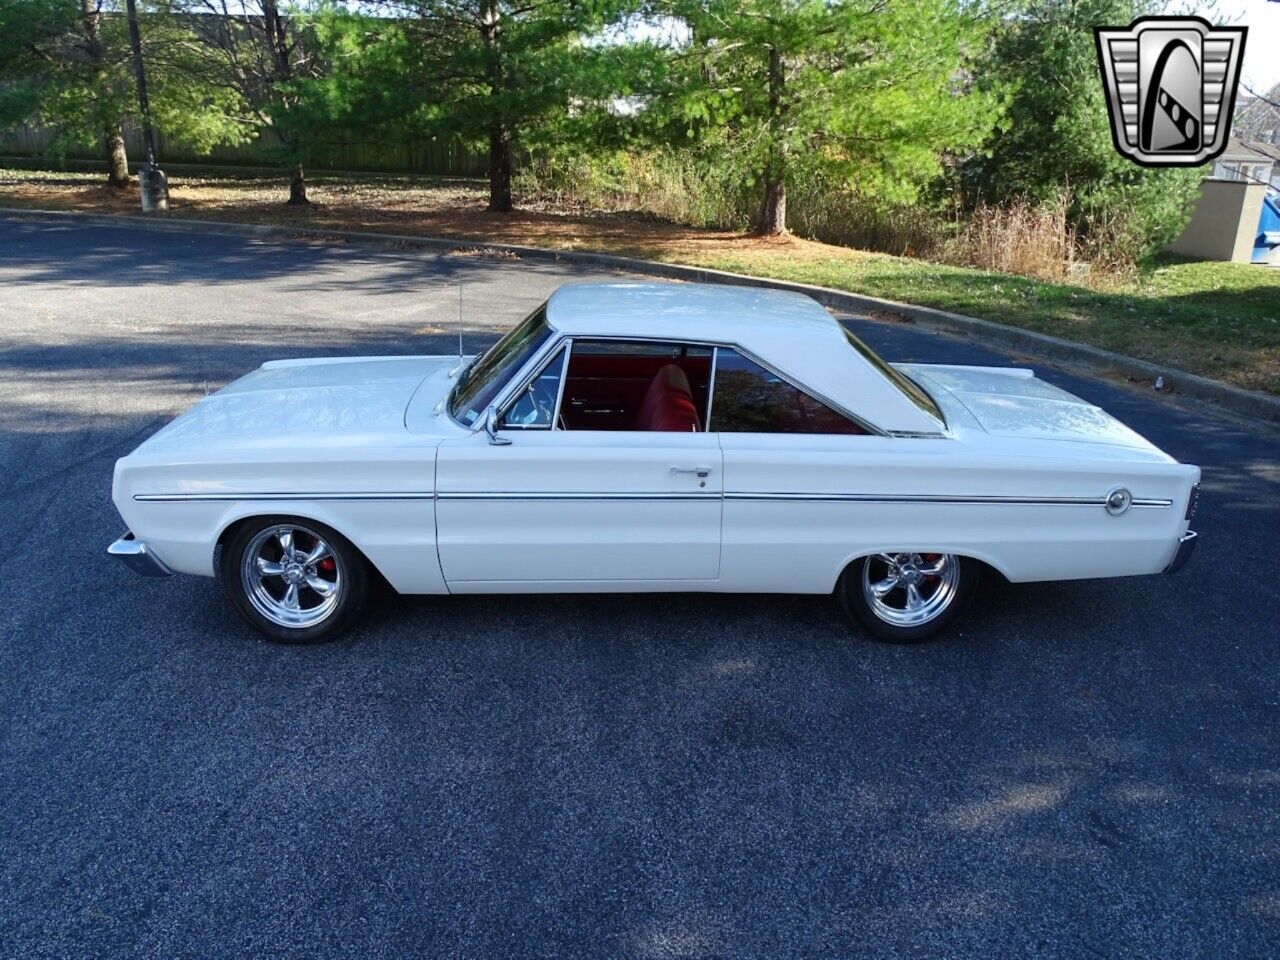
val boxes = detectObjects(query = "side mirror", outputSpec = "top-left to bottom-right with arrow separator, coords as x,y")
484,405 -> 512,446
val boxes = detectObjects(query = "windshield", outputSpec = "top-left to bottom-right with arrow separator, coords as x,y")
449,305 -> 554,426
842,328 -> 945,428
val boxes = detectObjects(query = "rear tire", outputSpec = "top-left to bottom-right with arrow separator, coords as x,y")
838,552 -> 978,643
219,517 -> 370,643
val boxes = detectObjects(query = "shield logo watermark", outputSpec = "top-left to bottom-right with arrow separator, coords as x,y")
1094,16 -> 1247,167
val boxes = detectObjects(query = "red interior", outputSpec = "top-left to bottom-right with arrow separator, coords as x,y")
561,349 -> 710,431
636,365 -> 701,432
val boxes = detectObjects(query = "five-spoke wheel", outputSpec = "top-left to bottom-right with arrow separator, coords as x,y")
241,524 -> 343,629
220,517 -> 369,643
838,551 -> 977,643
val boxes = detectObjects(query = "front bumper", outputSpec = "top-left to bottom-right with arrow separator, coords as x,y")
1163,530 -> 1197,575
108,532 -> 172,577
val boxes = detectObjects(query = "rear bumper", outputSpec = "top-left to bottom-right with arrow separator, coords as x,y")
108,532 -> 172,577
1163,530 -> 1197,575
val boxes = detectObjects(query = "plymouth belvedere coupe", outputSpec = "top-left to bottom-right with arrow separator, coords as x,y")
109,282 -> 1199,643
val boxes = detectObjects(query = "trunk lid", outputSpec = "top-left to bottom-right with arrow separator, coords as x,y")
899,363 -> 1163,454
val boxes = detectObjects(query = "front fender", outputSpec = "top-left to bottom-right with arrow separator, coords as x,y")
121,497 -> 447,595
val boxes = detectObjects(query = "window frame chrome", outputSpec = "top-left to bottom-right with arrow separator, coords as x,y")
473,330 -> 896,439
495,339 -> 572,431
446,305 -> 554,430
704,346 -> 719,432
704,343 -> 888,438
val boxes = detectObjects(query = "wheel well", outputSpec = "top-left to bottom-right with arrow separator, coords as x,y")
215,515 -> 251,551
839,551 -> 1010,588
214,513 -> 394,592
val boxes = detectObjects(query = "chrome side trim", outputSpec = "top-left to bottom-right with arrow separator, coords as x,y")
134,492 -> 435,502
438,491 -> 718,502
108,532 -> 172,577
134,490 -> 1173,507
726,492 -> 1173,507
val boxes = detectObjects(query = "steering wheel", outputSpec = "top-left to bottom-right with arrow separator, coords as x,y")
532,375 -> 560,424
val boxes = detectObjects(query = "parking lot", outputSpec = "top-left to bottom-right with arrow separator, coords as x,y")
1,217 -> 1278,958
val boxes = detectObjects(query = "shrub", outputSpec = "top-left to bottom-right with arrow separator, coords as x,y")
515,150 -> 755,230
518,146 -> 1164,283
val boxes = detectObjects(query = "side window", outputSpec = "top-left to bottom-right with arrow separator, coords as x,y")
501,345 -> 566,429
560,340 -> 713,432
710,349 -> 868,435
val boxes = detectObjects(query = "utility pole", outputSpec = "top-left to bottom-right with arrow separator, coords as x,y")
124,0 -> 168,212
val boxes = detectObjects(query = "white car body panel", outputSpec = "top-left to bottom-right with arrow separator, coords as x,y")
718,434 -> 1191,589
436,430 -> 723,583
110,282 -> 1200,598
115,356 -> 457,594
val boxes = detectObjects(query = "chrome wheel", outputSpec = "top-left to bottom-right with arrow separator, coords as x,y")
861,552 -> 960,628
240,524 -> 342,629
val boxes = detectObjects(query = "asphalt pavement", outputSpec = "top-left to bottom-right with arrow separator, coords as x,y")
1,217 -> 1278,959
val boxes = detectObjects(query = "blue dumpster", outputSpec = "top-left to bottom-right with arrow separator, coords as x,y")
1254,191 -> 1280,264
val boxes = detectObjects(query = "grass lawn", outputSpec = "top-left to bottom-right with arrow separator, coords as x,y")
3,165 -> 1277,395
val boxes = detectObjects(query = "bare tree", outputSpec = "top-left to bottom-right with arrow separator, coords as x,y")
1237,82 -> 1280,145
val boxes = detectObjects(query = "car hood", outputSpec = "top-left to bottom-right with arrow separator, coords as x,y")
899,363 -> 1166,456
132,355 -> 459,456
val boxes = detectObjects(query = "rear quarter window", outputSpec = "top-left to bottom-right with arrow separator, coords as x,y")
710,349 -> 869,435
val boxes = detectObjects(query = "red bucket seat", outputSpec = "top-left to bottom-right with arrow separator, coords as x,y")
635,364 -> 701,432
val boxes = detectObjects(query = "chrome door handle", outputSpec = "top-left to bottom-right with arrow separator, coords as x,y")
671,465 -> 712,478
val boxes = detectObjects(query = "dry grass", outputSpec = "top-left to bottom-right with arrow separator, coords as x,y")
2,166 -> 1277,394
949,197 -> 1080,280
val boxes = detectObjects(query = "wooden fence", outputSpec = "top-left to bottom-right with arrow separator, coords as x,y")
0,123 -> 487,177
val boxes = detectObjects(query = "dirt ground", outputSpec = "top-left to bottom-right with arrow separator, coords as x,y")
0,168 -> 820,262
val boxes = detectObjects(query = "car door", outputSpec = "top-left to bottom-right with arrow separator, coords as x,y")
436,431 -> 723,586
435,340 -> 723,588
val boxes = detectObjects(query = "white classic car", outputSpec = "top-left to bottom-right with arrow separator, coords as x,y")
109,282 -> 1199,643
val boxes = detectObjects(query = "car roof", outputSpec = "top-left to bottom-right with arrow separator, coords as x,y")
546,281 -> 836,341
543,281 -> 944,435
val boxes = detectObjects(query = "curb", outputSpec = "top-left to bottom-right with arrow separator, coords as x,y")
5,205 -> 1278,424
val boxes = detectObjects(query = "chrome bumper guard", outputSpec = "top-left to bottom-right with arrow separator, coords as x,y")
1163,530 -> 1197,576
108,532 -> 172,577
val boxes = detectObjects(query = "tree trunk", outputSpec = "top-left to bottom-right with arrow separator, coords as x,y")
758,175 -> 786,236
80,0 -> 129,188
262,1 -> 307,206
287,162 -> 309,205
755,46 -> 788,237
487,124 -> 513,213
105,125 -> 130,188
480,0 -> 513,213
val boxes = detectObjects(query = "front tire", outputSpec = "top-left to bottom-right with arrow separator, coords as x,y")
219,517 -> 370,643
838,552 -> 978,643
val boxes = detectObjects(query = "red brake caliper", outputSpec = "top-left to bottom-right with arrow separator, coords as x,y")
921,554 -> 941,586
